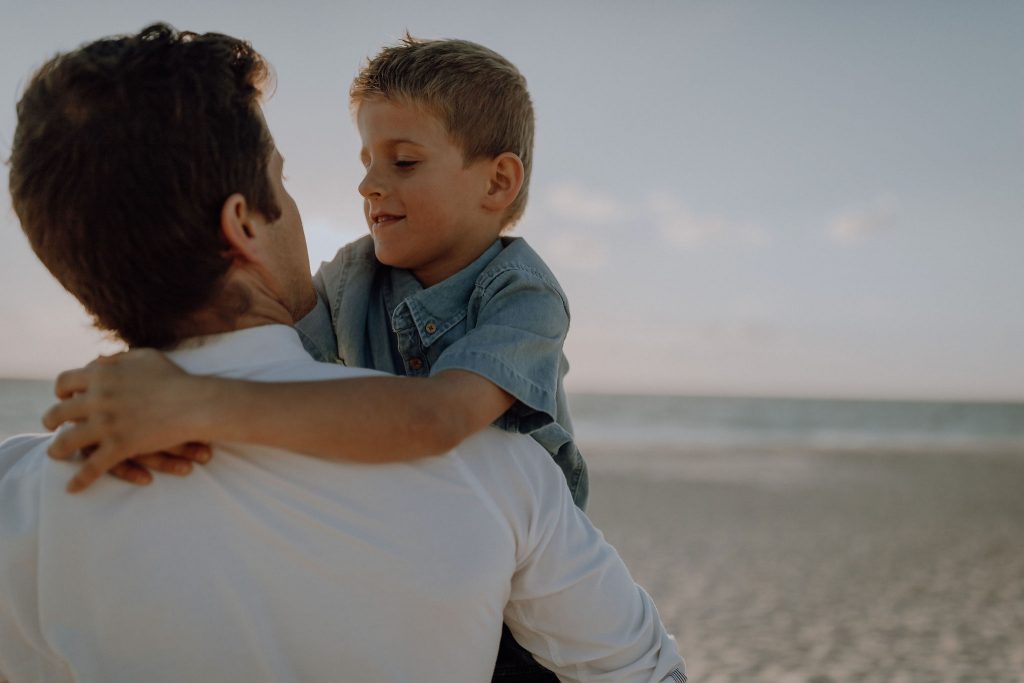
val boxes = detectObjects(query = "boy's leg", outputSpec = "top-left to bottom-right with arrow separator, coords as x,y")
491,624 -> 559,682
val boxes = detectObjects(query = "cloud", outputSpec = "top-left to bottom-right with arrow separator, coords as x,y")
545,183 -> 625,225
648,194 -> 767,250
827,196 -> 898,246
538,231 -> 610,271
531,182 -> 767,257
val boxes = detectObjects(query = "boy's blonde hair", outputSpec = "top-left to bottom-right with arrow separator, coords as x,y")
351,34 -> 534,228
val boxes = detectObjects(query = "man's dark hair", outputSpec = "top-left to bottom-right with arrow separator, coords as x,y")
8,23 -> 279,348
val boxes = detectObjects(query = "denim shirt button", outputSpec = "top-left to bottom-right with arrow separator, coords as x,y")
424,322 -> 437,334
408,357 -> 424,371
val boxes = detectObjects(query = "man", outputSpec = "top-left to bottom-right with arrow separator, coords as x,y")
0,24 -> 686,683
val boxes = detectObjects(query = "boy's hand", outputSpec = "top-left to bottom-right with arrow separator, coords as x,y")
81,442 -> 212,490
42,349 -> 213,493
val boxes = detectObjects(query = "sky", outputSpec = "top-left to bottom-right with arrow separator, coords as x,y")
0,1 -> 1022,400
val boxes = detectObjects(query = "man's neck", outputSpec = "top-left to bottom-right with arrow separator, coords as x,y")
176,277 -> 296,341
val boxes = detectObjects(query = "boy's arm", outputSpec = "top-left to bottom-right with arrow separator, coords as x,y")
195,369 -> 515,457
43,349 -> 513,492
431,259 -> 571,436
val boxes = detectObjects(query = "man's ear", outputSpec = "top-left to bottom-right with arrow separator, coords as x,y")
482,152 -> 525,213
220,193 -> 260,262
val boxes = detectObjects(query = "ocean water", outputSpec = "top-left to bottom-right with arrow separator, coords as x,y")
570,393 -> 1024,452
2,377 -> 1023,453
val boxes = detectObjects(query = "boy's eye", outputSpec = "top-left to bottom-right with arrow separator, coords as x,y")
395,160 -> 418,169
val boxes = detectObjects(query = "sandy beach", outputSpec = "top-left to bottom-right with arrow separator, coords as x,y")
582,443 -> 1024,682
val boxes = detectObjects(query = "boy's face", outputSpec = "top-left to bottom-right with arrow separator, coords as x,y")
356,97 -> 498,287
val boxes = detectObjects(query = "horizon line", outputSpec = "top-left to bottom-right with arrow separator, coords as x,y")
2,375 -> 1022,407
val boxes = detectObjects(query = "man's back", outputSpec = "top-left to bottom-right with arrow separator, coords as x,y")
0,325 -> 683,683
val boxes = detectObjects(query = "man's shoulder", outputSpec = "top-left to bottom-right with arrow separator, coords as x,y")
0,435 -> 52,679
233,355 -> 386,384
0,433 -> 51,481
0,435 -> 51,565
453,427 -> 564,502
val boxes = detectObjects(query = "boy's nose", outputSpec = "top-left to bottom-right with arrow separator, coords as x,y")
358,169 -> 383,198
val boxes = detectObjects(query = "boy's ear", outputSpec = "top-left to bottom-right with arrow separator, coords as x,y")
482,152 -> 525,212
220,193 -> 260,262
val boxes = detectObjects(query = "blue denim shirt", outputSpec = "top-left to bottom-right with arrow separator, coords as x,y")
296,235 -> 588,510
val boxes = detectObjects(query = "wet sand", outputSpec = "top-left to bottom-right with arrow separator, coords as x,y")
582,444 -> 1024,683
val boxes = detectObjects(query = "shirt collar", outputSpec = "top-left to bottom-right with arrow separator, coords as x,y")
389,239 -> 503,347
166,324 -> 312,376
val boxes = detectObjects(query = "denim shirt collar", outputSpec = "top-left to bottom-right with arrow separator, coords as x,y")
387,239 -> 503,348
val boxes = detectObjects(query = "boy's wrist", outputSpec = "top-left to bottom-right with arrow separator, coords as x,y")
185,375 -> 234,442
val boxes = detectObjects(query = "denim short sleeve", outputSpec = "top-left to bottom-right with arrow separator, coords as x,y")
294,289 -> 338,363
430,265 -> 569,434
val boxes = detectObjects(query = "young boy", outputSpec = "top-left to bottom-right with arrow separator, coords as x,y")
49,35 -> 587,510
46,37 -> 588,676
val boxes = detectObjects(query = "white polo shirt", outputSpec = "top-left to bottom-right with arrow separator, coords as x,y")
0,324 -> 685,683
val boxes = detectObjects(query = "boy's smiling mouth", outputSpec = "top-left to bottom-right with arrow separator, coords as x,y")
370,212 -> 405,229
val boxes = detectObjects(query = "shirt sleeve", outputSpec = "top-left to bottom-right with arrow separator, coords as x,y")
502,443 -> 686,682
430,266 -> 570,435
293,291 -> 338,363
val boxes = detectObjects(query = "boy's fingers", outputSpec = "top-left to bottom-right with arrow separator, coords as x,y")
66,444 -> 126,493
47,420 -> 104,460
164,442 -> 213,464
93,352 -> 129,366
42,394 -> 90,431
133,453 -> 193,476
188,443 -> 213,464
53,367 -> 94,400
109,461 -> 153,486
